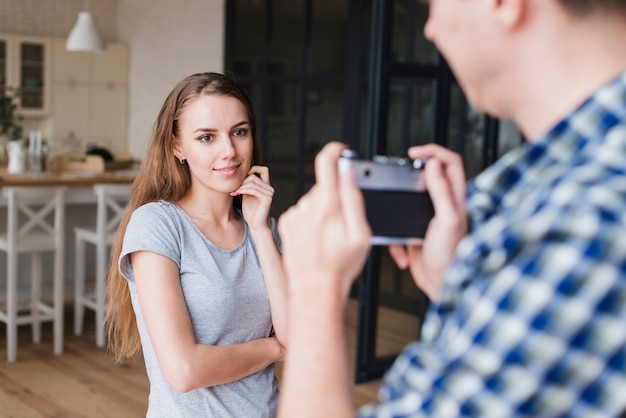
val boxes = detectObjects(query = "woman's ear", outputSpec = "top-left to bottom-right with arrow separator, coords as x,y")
172,135 -> 185,161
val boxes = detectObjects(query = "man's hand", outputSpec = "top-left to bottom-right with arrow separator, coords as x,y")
388,144 -> 468,301
279,141 -> 372,300
277,141 -> 369,418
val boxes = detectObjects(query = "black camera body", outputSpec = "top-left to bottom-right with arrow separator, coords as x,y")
338,149 -> 434,245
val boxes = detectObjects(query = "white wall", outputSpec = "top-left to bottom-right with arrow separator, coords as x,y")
0,0 -> 225,159
0,0 -> 224,291
117,0 -> 224,158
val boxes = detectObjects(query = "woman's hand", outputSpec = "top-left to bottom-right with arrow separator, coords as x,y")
231,165 -> 274,230
388,144 -> 468,301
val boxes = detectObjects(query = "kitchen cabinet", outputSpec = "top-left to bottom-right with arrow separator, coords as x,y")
0,33 -> 50,116
50,39 -> 128,154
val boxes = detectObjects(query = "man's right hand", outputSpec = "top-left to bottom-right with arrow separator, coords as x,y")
278,141 -> 372,302
388,144 -> 468,301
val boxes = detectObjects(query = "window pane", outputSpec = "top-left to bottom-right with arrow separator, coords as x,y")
271,177 -> 297,219
266,83 -> 299,171
448,83 -> 485,178
498,119 -> 522,156
385,77 -> 436,156
20,43 -> 44,109
376,251 -> 424,357
269,0 -> 305,75
233,0 -> 266,74
391,0 -> 435,65
310,1 -> 348,75
304,83 -> 344,176
0,40 -> 6,90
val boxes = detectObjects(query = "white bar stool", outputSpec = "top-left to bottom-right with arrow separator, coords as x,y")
0,186 -> 67,363
74,184 -> 131,347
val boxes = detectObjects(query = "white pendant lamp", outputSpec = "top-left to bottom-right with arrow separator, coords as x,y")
66,2 -> 106,52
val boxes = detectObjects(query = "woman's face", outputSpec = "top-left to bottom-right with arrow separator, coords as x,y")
173,94 -> 254,195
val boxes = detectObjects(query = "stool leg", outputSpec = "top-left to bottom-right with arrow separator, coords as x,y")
54,241 -> 64,356
74,235 -> 86,336
95,241 -> 107,347
7,250 -> 18,362
31,252 -> 43,344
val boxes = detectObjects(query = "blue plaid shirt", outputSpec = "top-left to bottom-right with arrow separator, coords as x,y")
359,71 -> 626,417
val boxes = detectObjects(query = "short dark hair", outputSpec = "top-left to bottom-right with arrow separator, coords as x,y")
559,0 -> 626,17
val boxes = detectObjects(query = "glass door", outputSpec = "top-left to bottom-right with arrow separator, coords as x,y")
226,0 -> 523,384
0,38 -> 6,93
19,42 -> 45,111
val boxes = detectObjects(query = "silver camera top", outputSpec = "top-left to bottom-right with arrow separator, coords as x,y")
338,149 -> 427,192
337,149 -> 433,244
372,155 -> 427,170
340,149 -> 427,170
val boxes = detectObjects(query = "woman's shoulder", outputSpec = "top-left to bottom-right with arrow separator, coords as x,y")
133,200 -> 177,216
129,201 -> 183,228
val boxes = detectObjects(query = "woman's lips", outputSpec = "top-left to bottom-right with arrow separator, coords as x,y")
214,164 -> 240,176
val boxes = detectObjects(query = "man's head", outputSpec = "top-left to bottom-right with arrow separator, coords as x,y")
423,0 -> 626,139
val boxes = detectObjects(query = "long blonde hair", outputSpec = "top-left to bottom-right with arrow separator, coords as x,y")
105,72 -> 261,362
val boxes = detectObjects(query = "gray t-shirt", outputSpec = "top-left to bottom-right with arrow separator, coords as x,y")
119,201 -> 280,417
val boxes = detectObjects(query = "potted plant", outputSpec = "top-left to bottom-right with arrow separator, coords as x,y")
0,87 -> 23,141
0,87 -> 26,172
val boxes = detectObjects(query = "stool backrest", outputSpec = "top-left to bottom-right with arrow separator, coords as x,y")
94,184 -> 132,236
2,187 -> 67,248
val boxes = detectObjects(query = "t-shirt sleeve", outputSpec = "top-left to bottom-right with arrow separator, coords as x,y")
119,202 -> 181,283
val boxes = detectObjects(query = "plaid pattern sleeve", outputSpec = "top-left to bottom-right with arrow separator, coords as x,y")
357,71 -> 626,418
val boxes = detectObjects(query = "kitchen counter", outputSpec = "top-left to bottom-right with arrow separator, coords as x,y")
0,169 -> 137,186
0,169 -> 137,205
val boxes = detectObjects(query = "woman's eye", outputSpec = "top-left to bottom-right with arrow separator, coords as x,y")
233,128 -> 248,137
198,134 -> 213,142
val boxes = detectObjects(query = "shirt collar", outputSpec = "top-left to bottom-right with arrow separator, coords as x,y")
467,70 -> 626,220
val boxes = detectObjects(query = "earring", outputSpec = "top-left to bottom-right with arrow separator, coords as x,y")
179,158 -> 186,164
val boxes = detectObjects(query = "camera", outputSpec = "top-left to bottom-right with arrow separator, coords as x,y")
338,149 -> 434,245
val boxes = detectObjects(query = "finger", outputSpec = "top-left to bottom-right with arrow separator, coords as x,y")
338,169 -> 371,242
248,165 -> 270,183
407,144 -> 454,160
235,172 -> 274,194
388,244 -> 409,269
314,142 -> 348,192
423,159 -> 459,221
408,145 -> 466,209
234,184 -> 274,204
237,174 -> 274,192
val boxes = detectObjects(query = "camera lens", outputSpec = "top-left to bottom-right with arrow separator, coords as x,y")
363,168 -> 371,177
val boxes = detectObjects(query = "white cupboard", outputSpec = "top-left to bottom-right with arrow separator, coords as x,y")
50,39 -> 128,154
0,33 -> 50,116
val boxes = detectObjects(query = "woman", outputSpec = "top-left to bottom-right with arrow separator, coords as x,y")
105,72 -> 287,417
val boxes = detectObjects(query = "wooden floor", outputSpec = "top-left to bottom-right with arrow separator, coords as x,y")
0,300 -> 421,417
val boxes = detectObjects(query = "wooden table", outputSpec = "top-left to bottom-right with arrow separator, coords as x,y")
0,169 -> 137,205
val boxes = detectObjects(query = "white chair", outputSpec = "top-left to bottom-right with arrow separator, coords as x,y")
74,184 -> 131,347
0,186 -> 67,362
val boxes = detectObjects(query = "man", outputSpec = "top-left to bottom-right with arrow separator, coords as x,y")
277,0 -> 626,417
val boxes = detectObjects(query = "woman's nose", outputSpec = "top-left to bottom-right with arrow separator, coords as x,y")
219,135 -> 236,157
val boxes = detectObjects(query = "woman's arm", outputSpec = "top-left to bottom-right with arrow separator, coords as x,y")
248,225 -> 288,343
234,165 -> 289,344
131,250 -> 284,393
